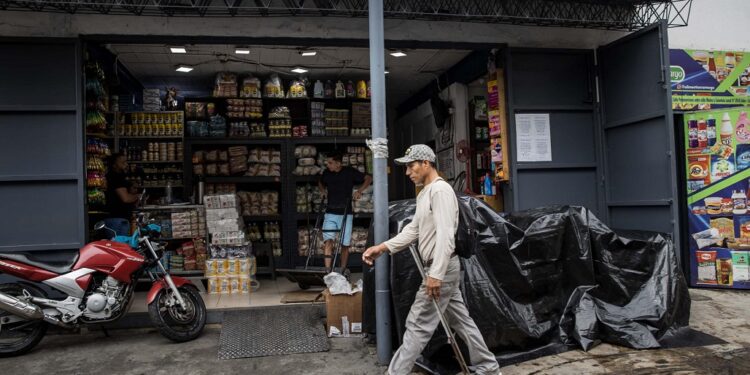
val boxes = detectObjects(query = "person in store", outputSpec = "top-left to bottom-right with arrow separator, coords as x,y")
362,145 -> 500,375
318,151 -> 372,276
104,152 -> 141,236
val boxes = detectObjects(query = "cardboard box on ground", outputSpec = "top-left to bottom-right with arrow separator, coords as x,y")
323,288 -> 363,338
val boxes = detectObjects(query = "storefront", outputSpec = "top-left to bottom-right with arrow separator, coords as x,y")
0,2 -> 692,308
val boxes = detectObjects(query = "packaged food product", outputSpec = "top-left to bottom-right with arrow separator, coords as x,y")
731,251 -> 750,282
219,277 -> 231,294
229,277 -> 241,294
207,277 -> 219,294
717,258 -> 733,286
696,250 -> 718,284
711,217 -> 735,240
215,259 -> 229,276
264,74 -> 284,98
688,155 -> 710,181
239,277 -> 251,294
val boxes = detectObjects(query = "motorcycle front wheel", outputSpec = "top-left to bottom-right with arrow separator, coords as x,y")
0,283 -> 48,357
148,285 -> 206,342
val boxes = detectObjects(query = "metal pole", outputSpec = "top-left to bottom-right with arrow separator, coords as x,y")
369,0 -> 392,366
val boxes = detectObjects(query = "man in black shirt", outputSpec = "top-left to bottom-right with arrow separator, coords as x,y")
318,151 -> 372,274
105,153 -> 141,235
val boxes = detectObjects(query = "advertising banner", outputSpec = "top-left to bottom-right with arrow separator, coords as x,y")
671,49 -> 750,111
685,106 -> 750,289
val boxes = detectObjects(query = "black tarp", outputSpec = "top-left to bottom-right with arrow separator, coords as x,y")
365,196 -> 690,372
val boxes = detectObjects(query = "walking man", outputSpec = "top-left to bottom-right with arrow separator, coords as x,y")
362,144 -> 500,375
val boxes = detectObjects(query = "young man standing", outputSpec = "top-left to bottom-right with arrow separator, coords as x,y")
362,144 -> 500,375
319,151 -> 373,275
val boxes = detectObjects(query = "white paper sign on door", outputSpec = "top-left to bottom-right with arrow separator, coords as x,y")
515,113 -> 552,162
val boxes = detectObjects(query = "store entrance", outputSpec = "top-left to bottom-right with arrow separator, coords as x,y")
80,40 -> 481,309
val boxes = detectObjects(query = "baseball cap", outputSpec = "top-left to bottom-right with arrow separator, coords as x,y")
394,144 -> 436,165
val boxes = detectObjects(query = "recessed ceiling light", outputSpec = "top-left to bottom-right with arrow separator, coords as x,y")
291,67 -> 308,74
390,50 -> 407,57
170,46 -> 187,54
175,65 -> 194,73
235,47 -> 251,55
299,50 -> 317,57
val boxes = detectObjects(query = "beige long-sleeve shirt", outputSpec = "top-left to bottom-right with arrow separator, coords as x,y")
384,178 -> 458,281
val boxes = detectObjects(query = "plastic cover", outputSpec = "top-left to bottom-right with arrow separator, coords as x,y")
380,196 -> 691,369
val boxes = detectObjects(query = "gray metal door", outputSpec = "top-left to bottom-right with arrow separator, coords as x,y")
506,48 -> 603,216
0,39 -> 85,252
597,21 -> 678,240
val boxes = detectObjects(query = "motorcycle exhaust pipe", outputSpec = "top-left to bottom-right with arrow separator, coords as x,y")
0,291 -> 70,328
0,290 -> 44,320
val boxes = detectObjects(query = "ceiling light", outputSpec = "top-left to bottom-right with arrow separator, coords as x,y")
170,46 -> 187,54
291,67 -> 308,74
299,50 -> 317,57
235,47 -> 251,55
390,50 -> 407,57
175,65 -> 194,73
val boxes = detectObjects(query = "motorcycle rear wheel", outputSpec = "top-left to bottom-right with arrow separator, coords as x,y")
148,285 -> 206,342
0,283 -> 48,357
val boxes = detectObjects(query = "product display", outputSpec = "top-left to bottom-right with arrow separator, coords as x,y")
311,102 -> 326,136
214,72 -> 239,98
297,225 -> 367,256
296,184 -> 326,214
686,106 -> 750,289
351,102 -> 371,135
325,109 -> 349,136
85,61 -> 112,209
143,89 -> 161,112
240,75 -> 262,99
192,147 -> 281,177
118,111 -> 184,137
237,190 -> 280,216
292,145 -> 322,176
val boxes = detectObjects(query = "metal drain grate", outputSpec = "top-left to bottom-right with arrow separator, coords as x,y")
218,305 -> 329,359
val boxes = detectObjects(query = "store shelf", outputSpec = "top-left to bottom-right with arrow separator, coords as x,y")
186,138 -> 283,145
244,215 -> 282,221
290,137 -> 367,144
203,176 -> 280,183
119,136 -> 184,139
128,160 -> 183,164
143,185 -> 184,189
157,237 -> 199,242
86,133 -> 114,138
88,211 -> 110,215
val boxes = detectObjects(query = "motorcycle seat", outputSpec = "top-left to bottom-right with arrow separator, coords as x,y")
0,250 -> 80,275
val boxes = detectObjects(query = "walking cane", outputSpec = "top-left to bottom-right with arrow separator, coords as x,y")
407,245 -> 471,375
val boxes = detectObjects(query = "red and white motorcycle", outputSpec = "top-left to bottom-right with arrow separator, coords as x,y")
0,215 -> 206,356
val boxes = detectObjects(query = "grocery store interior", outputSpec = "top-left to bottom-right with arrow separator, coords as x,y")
83,41 -> 496,309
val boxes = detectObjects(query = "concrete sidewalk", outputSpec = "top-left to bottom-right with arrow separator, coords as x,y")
2,288 -> 748,375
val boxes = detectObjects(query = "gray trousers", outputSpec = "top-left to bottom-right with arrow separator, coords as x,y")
388,257 -> 500,375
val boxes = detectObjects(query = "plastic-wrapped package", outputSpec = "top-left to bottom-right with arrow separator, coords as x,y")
374,196 -> 691,371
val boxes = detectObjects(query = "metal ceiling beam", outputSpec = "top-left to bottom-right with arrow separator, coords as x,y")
0,0 -> 692,31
